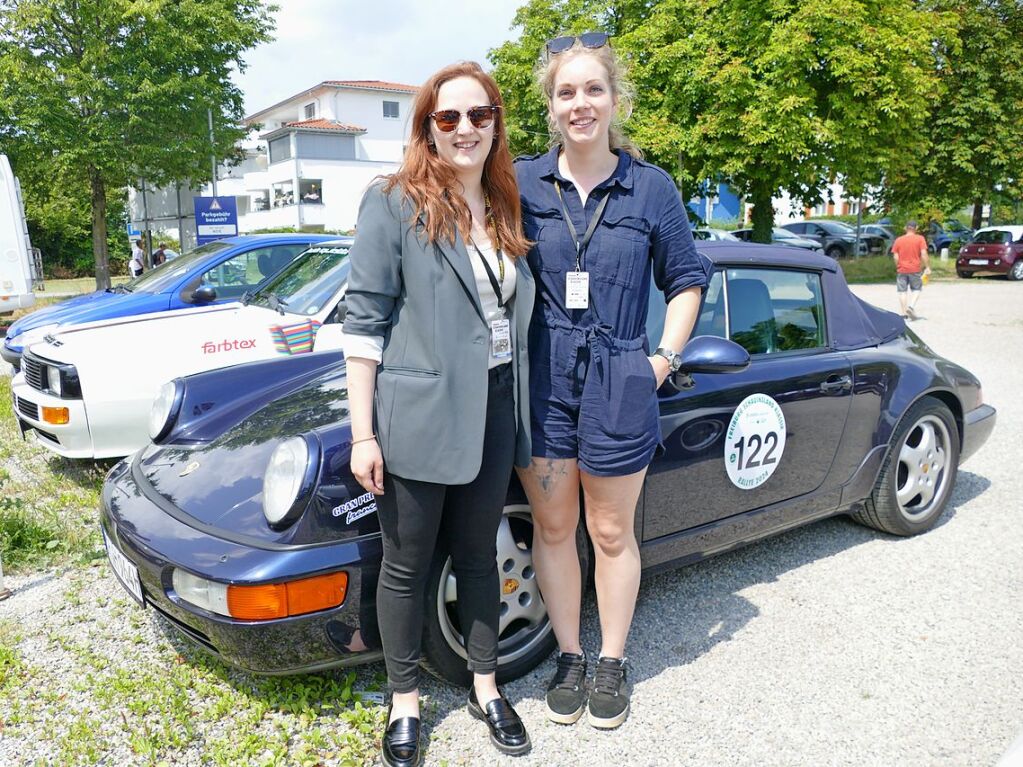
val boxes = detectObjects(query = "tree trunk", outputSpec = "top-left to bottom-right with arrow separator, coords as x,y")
971,199 -> 983,230
90,167 -> 111,291
750,182 -> 774,243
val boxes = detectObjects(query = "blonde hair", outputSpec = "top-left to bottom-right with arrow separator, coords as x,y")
537,39 -> 642,158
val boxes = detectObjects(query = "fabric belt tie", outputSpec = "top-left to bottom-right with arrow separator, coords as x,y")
538,317 -> 646,401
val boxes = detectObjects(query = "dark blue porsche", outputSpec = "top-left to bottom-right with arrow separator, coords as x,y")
99,242 -> 996,684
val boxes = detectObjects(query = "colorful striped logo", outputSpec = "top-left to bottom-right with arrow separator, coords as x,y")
269,320 -> 322,355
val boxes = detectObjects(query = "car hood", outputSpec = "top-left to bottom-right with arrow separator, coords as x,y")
135,364 -> 353,542
6,290 -> 162,343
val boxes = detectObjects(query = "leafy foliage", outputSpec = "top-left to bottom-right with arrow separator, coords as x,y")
0,0 -> 275,287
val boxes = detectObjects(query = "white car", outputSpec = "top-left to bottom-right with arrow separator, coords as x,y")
11,241 -> 352,459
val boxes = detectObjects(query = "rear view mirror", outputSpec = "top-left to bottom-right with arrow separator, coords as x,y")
669,335 -> 751,391
192,285 -> 217,303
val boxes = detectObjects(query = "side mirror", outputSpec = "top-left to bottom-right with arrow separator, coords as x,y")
192,285 -> 217,303
669,335 -> 751,391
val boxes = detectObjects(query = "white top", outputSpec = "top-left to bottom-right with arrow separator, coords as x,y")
342,236 -> 517,369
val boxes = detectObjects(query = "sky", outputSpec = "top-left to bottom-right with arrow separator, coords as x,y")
233,0 -> 525,117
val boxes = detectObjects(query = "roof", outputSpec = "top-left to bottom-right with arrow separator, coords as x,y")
322,79 -> 417,93
696,241 -> 905,350
259,118 -> 367,140
244,79 -> 418,124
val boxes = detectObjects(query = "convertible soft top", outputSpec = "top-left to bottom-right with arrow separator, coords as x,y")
697,241 -> 906,351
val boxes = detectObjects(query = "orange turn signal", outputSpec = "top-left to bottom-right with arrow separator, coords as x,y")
227,571 -> 348,620
42,407 -> 70,425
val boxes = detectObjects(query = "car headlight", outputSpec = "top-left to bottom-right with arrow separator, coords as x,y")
149,380 -> 183,442
47,365 -> 62,396
262,435 -> 320,529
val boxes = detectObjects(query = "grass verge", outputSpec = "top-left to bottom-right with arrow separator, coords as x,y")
839,254 -> 958,284
0,376 -> 108,572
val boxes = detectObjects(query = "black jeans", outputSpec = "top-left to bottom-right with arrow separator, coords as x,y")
375,363 -> 515,693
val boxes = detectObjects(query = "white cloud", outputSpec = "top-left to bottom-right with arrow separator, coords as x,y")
235,0 -> 524,114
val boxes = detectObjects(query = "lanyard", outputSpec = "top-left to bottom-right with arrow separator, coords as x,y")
469,237 -> 506,308
554,180 -> 610,272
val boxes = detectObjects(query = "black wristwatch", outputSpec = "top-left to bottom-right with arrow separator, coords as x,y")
654,347 -> 681,372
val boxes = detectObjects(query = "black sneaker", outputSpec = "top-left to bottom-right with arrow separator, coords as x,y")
545,651 -> 588,724
587,656 -> 630,729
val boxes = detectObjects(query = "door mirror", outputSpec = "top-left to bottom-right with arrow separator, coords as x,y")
669,335 -> 751,391
192,285 -> 218,303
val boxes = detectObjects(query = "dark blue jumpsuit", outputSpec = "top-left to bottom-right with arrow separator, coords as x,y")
515,147 -> 707,476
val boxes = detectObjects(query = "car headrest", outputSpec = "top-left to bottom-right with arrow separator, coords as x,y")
728,278 -> 777,354
258,247 -> 294,277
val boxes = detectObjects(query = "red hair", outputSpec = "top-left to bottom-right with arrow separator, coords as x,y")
384,61 -> 529,258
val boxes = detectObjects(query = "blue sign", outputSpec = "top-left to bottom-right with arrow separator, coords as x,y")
193,196 -> 238,245
126,222 -> 141,239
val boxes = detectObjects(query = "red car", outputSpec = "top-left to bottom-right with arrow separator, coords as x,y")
956,226 -> 1023,280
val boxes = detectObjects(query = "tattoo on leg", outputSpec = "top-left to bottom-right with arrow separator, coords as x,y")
532,458 -> 568,501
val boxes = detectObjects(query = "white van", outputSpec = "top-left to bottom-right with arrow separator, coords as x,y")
0,154 -> 39,315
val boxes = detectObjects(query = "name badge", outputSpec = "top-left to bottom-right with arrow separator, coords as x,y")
490,318 -> 512,359
566,271 -> 589,309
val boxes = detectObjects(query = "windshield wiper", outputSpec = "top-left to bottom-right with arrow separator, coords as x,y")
106,284 -> 132,294
241,290 -> 253,306
267,292 -> 289,315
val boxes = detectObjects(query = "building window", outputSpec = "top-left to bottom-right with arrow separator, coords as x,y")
251,190 -> 270,212
268,136 -> 292,164
294,132 -> 356,160
383,100 -> 399,119
272,181 -> 294,207
304,102 -> 316,120
300,180 -> 323,205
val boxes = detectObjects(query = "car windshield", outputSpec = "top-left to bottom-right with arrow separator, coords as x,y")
973,230 -> 1012,245
818,221 -> 855,235
773,228 -> 799,239
249,243 -> 352,316
126,241 -> 231,293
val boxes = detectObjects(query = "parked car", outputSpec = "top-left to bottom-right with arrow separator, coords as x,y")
99,241 -> 995,683
781,221 -> 871,258
10,240 -> 353,459
928,220 -> 973,254
692,228 -> 741,241
955,226 -> 1023,280
859,224 -> 896,253
733,227 -> 824,252
1,234 -> 337,371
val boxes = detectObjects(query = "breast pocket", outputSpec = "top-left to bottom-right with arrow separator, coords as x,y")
595,213 -> 651,288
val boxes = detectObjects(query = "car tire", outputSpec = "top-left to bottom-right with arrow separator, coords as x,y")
825,245 -> 844,259
927,242 -> 936,254
851,396 -> 959,537
957,270 -> 973,279
421,503 -> 590,686
1008,260 -> 1023,281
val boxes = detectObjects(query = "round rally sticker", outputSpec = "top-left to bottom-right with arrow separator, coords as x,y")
725,393 -> 786,490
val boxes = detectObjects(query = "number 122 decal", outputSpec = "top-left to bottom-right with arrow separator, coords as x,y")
725,394 -> 787,489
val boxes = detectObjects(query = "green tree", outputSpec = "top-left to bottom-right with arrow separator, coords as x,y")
490,0 -> 944,243
0,0 -> 274,289
890,0 -> 1023,228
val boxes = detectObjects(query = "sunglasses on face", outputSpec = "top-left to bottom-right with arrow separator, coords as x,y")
428,105 -> 500,133
544,32 -> 610,58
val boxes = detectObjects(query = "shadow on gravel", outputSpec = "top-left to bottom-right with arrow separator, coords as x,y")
44,455 -> 119,491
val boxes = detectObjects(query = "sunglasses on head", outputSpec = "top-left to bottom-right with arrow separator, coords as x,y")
545,32 -> 610,58
428,105 -> 500,133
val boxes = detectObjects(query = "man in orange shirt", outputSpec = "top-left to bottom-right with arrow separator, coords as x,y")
891,220 -> 931,319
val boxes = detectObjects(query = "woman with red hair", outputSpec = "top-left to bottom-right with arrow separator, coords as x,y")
342,61 -> 533,766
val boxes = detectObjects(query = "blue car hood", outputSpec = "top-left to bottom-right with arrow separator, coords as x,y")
6,290 -> 166,346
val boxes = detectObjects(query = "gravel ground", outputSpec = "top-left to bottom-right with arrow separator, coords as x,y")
2,277 -> 1020,766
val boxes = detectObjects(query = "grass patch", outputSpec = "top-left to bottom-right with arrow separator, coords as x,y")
41,275 -> 130,295
839,254 -> 958,284
0,376 -> 108,572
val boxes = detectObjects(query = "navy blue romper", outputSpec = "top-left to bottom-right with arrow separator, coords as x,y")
515,147 -> 707,477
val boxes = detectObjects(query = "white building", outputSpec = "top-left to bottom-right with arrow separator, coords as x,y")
129,80 -> 416,248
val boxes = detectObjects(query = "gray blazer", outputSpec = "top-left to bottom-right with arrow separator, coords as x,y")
343,182 -> 534,485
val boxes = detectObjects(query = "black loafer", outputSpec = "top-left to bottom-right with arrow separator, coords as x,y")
381,704 -> 423,767
467,687 -> 531,756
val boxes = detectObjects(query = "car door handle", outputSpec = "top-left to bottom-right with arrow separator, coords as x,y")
820,375 -> 852,393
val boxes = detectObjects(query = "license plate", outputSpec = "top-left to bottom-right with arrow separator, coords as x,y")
102,528 -> 145,607
969,259 -> 988,265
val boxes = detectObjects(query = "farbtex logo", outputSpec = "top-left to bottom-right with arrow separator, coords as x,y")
269,319 -> 322,355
